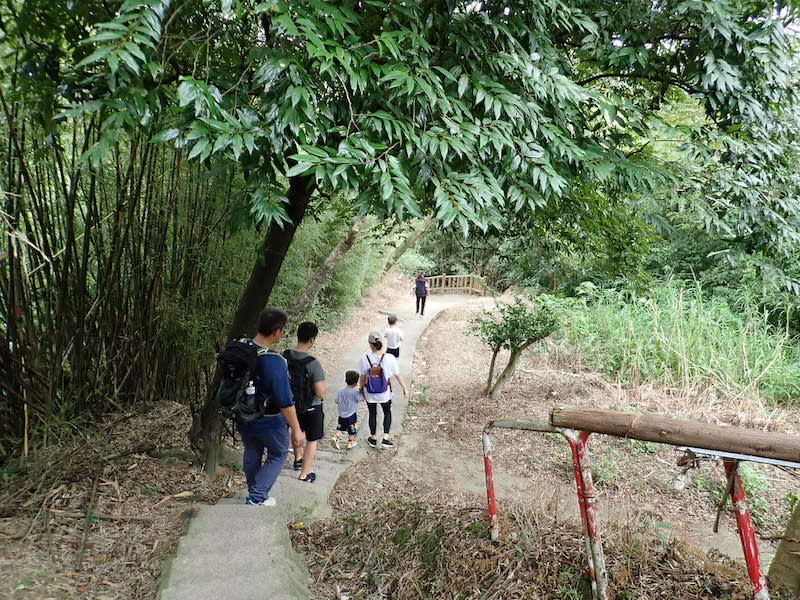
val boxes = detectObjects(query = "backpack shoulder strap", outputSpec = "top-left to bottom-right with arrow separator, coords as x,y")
366,353 -> 374,367
378,354 -> 385,365
282,350 -> 314,366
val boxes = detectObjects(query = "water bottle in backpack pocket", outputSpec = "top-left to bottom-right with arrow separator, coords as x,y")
216,338 -> 271,422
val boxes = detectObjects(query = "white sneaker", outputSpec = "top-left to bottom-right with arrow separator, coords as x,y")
246,496 -> 277,506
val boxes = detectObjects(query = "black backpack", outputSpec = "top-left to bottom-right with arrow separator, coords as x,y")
216,338 -> 271,423
282,350 -> 316,415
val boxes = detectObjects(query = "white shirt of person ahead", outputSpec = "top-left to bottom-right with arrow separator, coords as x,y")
384,327 -> 403,350
358,351 -> 400,403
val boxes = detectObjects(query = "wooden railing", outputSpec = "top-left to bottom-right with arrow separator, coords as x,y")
426,274 -> 488,296
483,407 -> 800,600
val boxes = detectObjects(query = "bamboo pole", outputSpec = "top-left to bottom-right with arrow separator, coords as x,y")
550,406 -> 800,464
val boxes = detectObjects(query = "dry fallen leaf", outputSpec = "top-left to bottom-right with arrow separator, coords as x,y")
155,491 -> 193,506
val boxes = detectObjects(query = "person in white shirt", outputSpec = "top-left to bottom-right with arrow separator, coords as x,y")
384,314 -> 404,358
358,331 -> 408,448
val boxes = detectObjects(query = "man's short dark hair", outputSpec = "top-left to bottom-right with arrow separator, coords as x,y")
297,321 -> 319,343
345,370 -> 359,385
257,308 -> 288,336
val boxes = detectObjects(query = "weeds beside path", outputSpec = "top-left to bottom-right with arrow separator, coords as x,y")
293,285 -> 800,600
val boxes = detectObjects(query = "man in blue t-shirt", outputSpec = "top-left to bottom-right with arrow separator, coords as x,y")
236,308 -> 304,506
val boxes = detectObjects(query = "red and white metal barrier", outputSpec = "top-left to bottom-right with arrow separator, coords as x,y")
481,419 -> 798,600
723,459 -> 770,600
482,420 -> 609,600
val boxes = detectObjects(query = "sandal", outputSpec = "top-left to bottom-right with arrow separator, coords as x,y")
293,458 -> 303,471
299,472 -> 316,483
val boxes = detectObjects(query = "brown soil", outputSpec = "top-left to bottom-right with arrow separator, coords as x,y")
2,272 -> 799,599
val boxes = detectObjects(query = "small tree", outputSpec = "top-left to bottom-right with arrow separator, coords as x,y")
472,297 -> 559,398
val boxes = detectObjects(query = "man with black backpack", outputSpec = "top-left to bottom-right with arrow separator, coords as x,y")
283,321 -> 327,484
236,308 -> 304,506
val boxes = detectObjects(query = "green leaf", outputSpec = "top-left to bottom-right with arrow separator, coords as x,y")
76,47 -> 112,68
458,75 -> 469,97
187,138 -> 209,160
124,42 -> 148,63
232,135 -> 244,159
285,161 -> 315,178
177,80 -> 197,107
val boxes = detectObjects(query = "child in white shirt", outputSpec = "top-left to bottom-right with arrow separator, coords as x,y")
384,314 -> 404,358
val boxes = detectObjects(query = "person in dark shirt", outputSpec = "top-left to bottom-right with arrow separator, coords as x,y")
237,308 -> 304,506
413,272 -> 430,316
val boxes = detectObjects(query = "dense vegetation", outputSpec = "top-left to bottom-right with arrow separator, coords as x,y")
3,0 -> 800,472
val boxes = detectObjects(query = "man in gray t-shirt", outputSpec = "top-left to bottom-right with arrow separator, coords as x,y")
285,322 -> 326,483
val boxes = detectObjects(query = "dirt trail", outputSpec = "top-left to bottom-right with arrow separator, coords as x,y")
323,284 -> 798,578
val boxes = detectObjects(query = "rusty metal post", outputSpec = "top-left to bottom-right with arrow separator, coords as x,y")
483,422 -> 500,540
564,429 -> 609,600
723,460 -> 771,600
481,421 -> 608,599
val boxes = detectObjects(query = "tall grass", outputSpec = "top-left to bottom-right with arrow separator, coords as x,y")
556,281 -> 800,407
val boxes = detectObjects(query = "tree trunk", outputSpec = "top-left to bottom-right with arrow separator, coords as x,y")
229,174 -> 316,338
387,215 -> 433,267
485,349 -> 499,395
769,502 -> 800,594
287,216 -> 364,330
488,349 -> 523,399
199,174 -> 315,479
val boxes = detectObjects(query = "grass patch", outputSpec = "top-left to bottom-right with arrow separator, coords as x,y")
555,280 -> 800,407
291,496 -> 757,599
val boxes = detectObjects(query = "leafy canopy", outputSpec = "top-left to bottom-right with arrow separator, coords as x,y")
472,296 -> 560,354
66,0 -> 800,239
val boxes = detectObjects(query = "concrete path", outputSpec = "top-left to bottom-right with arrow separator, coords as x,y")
158,294 -> 474,600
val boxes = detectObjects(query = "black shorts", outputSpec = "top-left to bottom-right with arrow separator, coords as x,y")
297,406 -> 324,441
337,413 -> 358,434
386,347 -> 399,358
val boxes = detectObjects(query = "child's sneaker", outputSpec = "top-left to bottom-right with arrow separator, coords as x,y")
331,437 -> 341,450
381,438 -> 394,448
346,439 -> 358,450
367,437 -> 377,448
